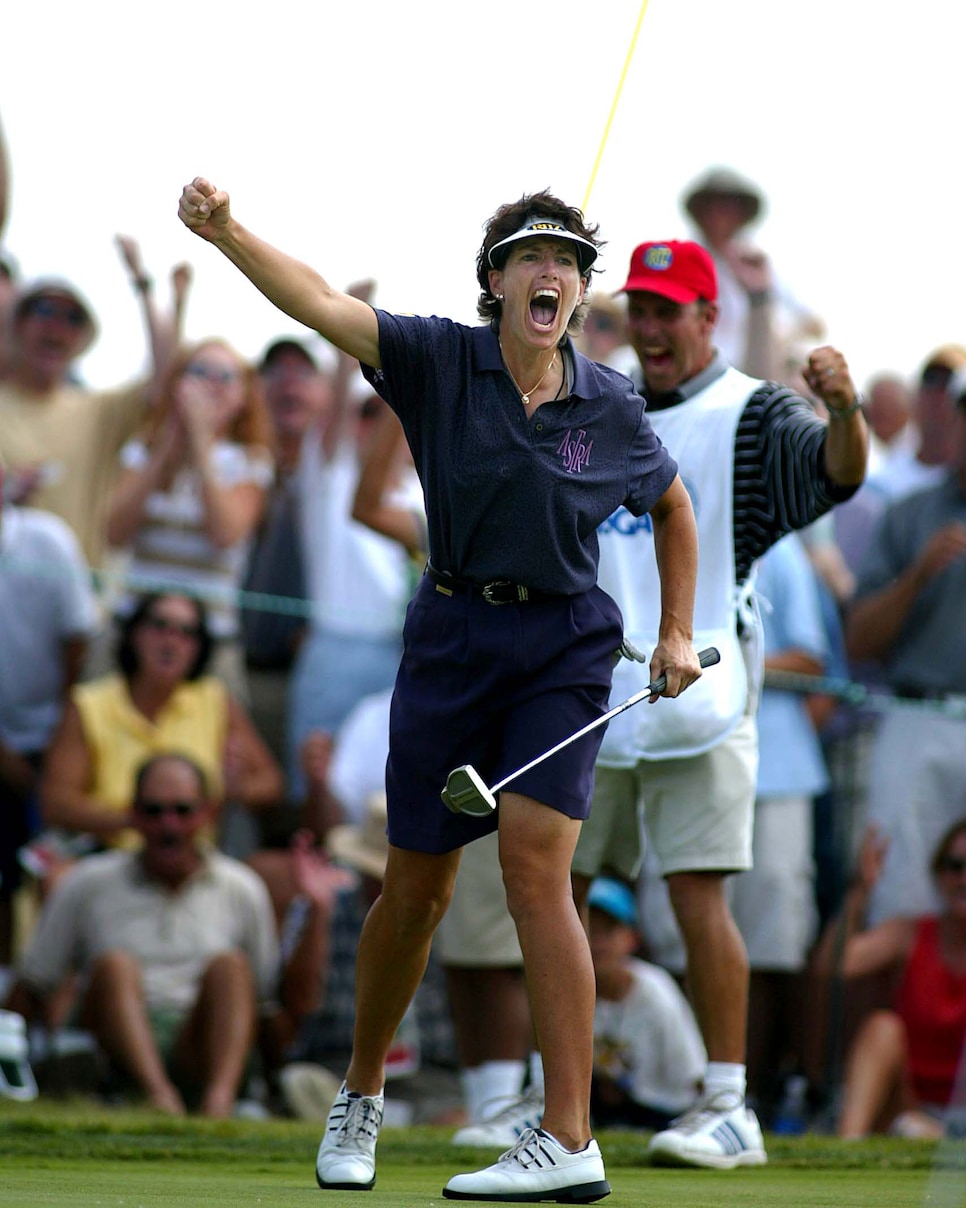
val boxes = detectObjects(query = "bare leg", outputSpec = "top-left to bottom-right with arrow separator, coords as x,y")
837,1009 -> 908,1137
667,870 -> 748,1063
79,951 -> 184,1114
173,951 -> 258,1118
345,845 -> 461,1095
499,793 -> 592,1153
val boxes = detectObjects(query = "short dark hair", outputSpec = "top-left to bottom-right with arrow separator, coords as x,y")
475,190 -> 602,330
134,752 -> 209,804
259,338 -> 319,374
115,592 -> 213,682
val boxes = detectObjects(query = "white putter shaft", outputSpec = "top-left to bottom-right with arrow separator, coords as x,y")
441,646 -> 721,817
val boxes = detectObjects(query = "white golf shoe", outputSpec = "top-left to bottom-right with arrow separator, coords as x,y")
647,1091 -> 767,1169
315,1081 -> 384,1191
443,1126 -> 610,1202
452,1083 -> 545,1148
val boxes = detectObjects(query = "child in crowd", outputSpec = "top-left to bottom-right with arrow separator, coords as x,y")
587,876 -> 705,1130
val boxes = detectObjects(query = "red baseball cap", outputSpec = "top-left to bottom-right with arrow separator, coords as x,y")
617,240 -> 718,303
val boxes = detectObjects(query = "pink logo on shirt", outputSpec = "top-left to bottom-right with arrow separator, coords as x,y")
558,428 -> 593,474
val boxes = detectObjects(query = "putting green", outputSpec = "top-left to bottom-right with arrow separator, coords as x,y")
0,1101 -> 957,1208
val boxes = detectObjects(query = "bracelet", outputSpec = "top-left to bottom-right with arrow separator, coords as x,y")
748,290 -> 772,307
827,395 -> 863,419
132,276 -> 153,293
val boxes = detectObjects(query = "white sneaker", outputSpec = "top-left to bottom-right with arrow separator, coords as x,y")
647,1091 -> 767,1169
443,1127 -> 610,1202
452,1084 -> 545,1148
315,1081 -> 384,1191
0,1010 -> 37,1102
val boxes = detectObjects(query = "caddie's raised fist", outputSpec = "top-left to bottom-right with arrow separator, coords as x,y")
802,345 -> 858,413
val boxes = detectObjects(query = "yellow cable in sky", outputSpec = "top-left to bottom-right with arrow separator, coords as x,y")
582,0 -> 652,214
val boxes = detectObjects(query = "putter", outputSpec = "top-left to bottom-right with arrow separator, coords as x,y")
441,646 -> 721,816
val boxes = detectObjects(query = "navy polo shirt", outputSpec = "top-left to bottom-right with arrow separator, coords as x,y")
362,310 -> 677,596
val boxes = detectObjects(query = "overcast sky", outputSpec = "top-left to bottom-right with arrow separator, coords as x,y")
4,0 -> 963,390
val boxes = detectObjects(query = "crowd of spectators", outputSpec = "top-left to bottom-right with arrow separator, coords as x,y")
1,119 -> 965,1148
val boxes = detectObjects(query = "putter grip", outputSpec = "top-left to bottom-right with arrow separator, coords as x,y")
647,645 -> 720,695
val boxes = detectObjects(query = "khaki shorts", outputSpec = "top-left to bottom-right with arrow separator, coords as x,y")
433,830 -> 523,967
640,715 -> 758,875
572,768 -> 646,881
580,715 -> 758,880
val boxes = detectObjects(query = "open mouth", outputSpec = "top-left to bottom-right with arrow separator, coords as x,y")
529,288 -> 560,329
642,345 -> 674,370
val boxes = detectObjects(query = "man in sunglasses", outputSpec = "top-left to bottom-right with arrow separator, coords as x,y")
4,752 -> 280,1117
0,277 -> 149,569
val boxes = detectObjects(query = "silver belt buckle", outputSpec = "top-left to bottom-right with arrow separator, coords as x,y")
482,581 -> 511,605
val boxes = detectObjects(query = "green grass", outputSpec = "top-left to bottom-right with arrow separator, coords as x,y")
1,1099 -> 964,1207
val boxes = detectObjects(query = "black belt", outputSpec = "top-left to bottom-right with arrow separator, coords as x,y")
425,562 -> 555,605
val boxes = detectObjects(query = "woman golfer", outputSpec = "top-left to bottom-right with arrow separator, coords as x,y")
179,178 -> 701,1202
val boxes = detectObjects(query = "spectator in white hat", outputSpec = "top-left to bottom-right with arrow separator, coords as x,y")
0,275 -> 150,569
682,166 -> 824,381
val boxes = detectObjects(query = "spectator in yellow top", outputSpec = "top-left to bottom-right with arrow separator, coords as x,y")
39,592 -> 283,857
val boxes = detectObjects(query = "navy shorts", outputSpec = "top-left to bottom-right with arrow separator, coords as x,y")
385,575 -> 623,853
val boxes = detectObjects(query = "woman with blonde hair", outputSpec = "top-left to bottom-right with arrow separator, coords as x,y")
106,338 -> 274,697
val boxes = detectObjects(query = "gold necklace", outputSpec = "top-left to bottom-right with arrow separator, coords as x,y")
500,344 -> 557,406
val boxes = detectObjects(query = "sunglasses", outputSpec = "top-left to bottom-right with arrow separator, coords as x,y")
143,614 -> 202,639
938,855 -> 966,875
261,361 -> 316,381
137,800 -> 198,820
28,297 -> 88,328
182,363 -> 241,385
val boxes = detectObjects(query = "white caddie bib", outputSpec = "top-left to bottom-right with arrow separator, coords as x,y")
596,366 -> 764,763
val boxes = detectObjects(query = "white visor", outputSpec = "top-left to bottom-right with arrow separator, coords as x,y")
488,215 -> 598,274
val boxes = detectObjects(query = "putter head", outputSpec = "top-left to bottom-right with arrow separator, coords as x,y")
440,765 -> 497,816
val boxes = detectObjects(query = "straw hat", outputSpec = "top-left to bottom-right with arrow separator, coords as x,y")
13,276 -> 99,356
682,166 -> 763,226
